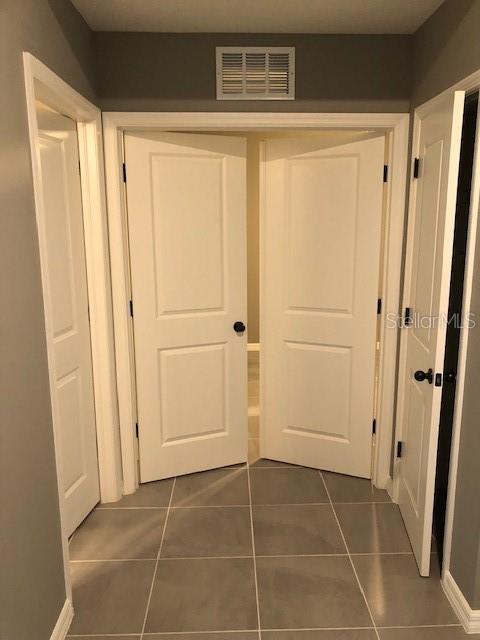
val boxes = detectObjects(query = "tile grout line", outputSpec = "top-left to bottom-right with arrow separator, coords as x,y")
246,460 -> 262,640
70,551 -> 415,563
319,471 -> 381,640
96,500 -> 393,511
140,476 -> 176,640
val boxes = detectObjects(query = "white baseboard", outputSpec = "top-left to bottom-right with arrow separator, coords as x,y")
248,342 -> 260,352
50,599 -> 73,640
442,570 -> 480,633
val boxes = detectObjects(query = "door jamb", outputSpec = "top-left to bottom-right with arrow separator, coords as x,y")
23,53 -> 123,599
103,111 -> 409,496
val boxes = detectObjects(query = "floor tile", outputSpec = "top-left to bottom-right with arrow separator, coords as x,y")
250,468 -> 328,505
249,415 -> 259,438
256,556 -> 372,629
263,632 -> 377,640
67,636 -> 140,639
253,504 -> 346,555
69,560 -> 155,635
172,467 -> 249,506
69,508 -> 166,560
335,503 -> 412,554
323,472 -> 391,503
97,478 -> 174,508
379,627 -> 480,639
162,506 -> 252,557
353,554 -> 458,627
144,558 -> 258,632
248,438 -> 260,464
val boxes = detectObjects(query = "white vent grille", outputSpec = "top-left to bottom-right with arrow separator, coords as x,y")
216,47 -> 295,100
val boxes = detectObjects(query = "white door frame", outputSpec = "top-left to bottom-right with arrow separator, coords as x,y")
103,111 -> 409,496
23,53 -> 123,602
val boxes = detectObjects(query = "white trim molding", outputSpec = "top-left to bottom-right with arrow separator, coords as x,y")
23,53 -> 123,599
443,571 -> 480,633
103,110 -> 409,494
49,599 -> 74,640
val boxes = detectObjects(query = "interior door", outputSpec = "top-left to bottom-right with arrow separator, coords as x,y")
262,135 -> 385,478
124,132 -> 247,482
37,103 -> 100,535
396,91 -> 465,576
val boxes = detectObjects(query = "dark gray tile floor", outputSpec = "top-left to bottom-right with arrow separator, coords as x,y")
68,463 -> 472,640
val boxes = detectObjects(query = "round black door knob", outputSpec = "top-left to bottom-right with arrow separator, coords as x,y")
414,368 -> 433,384
233,321 -> 246,334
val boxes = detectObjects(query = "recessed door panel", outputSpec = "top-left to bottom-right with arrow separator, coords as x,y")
285,342 -> 351,440
151,154 -> 225,316
287,157 -> 358,314
159,343 -> 227,444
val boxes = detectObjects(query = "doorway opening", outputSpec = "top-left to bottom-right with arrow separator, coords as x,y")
122,128 -> 390,481
433,90 -> 479,566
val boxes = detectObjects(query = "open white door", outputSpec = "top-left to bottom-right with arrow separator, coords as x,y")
262,135 -> 385,478
37,104 -> 100,535
396,91 -> 465,576
125,132 -> 247,482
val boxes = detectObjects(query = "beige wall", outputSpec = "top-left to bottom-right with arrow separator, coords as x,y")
411,0 -> 480,609
0,2 -> 96,639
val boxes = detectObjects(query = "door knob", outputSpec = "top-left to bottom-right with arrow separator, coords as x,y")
233,321 -> 246,334
414,368 -> 433,384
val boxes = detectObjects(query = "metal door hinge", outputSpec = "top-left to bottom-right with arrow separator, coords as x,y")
383,165 -> 389,183
129,299 -> 134,317
135,422 -> 139,438
413,157 -> 420,179
372,418 -> 377,435
377,298 -> 382,315
397,441 -> 403,458
122,162 -> 127,182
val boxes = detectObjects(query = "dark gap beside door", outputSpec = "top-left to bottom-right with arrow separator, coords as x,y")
433,90 -> 479,566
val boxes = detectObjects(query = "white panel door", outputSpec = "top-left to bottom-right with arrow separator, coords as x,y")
125,132 -> 247,482
37,104 -> 99,535
396,91 -> 465,575
262,136 -> 385,478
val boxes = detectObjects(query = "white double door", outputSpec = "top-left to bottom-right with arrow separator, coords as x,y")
125,132 -> 385,482
37,104 -> 100,535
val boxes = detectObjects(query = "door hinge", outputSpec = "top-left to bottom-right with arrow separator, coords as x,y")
435,372 -> 443,387
372,418 -> 376,435
413,157 -> 420,179
377,298 -> 382,315
122,162 -> 127,183
135,422 -> 139,438
129,299 -> 134,317
383,165 -> 389,183
397,441 -> 403,458
404,307 -> 412,327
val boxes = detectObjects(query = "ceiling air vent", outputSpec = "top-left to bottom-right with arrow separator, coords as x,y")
216,47 -> 295,101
